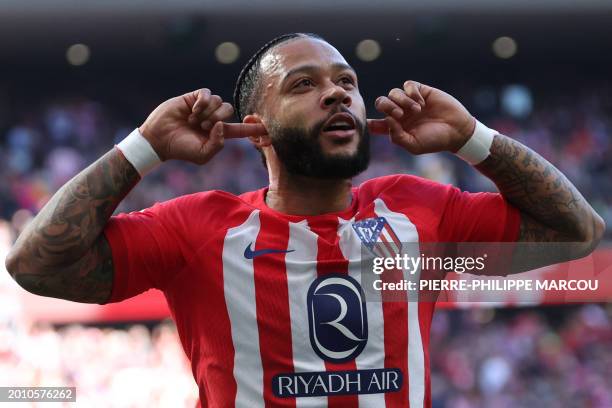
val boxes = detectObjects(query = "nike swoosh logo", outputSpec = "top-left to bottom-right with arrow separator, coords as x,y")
244,243 -> 295,259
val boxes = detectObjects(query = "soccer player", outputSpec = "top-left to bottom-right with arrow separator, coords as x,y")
5,33 -> 604,407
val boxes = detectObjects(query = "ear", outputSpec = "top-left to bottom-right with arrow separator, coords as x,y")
244,114 -> 272,147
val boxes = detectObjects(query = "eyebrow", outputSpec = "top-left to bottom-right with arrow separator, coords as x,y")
281,62 -> 357,86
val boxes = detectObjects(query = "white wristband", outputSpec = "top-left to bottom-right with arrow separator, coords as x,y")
116,128 -> 162,177
455,120 -> 496,165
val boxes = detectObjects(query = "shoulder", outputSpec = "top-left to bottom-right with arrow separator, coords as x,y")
167,190 -> 246,208
143,189 -> 257,226
357,174 -> 454,202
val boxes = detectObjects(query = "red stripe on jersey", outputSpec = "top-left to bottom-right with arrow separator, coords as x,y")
310,218 -> 359,408
379,233 -> 398,258
384,223 -> 401,247
169,226 -> 239,408
381,277 -> 409,407
253,213 -> 296,407
358,206 -> 410,408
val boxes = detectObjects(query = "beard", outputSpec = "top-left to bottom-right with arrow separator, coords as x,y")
269,110 -> 370,179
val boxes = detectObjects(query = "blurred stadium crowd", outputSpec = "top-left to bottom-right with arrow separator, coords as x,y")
0,82 -> 611,407
430,305 -> 612,408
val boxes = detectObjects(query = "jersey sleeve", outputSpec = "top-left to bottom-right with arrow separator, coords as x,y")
100,197 -> 191,304
366,174 -> 520,243
439,185 -> 521,242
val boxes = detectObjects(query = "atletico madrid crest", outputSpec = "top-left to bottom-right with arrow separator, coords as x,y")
352,217 -> 402,258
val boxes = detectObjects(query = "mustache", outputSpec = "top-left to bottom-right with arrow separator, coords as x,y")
312,107 -> 365,136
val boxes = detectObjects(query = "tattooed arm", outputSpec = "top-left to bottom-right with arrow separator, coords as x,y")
5,151 -> 139,303
371,80 -> 605,270
475,134 -> 605,271
4,88 -> 248,303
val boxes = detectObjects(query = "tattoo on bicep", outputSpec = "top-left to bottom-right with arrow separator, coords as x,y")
12,149 -> 138,303
475,134 -> 592,243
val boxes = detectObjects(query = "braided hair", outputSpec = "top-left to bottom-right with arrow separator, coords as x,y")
233,32 -> 324,122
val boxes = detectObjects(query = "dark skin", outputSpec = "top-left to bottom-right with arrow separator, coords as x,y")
5,37 -> 605,303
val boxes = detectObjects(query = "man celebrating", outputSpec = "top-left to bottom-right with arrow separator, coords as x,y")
6,33 -> 604,407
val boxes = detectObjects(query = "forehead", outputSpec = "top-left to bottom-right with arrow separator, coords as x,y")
259,37 -> 350,82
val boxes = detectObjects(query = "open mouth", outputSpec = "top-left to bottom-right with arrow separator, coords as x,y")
321,113 -> 357,141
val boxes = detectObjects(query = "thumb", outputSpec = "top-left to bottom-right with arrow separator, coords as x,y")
384,116 -> 423,153
190,121 -> 225,164
384,116 -> 404,139
385,116 -> 406,141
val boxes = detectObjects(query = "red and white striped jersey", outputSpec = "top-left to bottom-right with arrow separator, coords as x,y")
103,174 -> 520,408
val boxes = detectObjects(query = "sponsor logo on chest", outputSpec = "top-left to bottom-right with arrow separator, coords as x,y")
274,271 -> 403,398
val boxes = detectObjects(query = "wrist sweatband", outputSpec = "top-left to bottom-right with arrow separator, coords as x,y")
455,120 -> 496,165
116,128 -> 162,177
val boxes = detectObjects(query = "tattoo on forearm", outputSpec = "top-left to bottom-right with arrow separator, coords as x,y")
475,134 -> 596,243
8,148 -> 139,303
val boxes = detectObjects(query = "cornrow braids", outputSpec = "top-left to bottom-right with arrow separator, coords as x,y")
233,32 -> 324,121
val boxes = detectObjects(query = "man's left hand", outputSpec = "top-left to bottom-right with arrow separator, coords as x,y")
367,81 -> 476,154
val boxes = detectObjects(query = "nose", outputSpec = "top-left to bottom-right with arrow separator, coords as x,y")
320,83 -> 352,110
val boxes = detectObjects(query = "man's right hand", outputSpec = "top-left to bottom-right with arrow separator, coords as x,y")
139,88 -> 267,165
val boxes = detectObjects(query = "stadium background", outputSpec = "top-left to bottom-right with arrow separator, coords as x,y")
1,1 -> 612,406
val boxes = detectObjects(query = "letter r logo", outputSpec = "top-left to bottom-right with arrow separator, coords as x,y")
307,274 -> 368,363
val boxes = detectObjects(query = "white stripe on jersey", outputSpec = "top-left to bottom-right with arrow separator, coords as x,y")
286,220 -> 327,408
222,210 -> 265,408
338,216 -> 387,408
374,199 -> 425,408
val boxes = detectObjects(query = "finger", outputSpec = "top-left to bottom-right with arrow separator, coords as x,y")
403,80 -> 426,106
385,116 -> 421,154
201,103 -> 234,131
199,94 -> 223,119
367,119 -> 390,135
385,116 -> 405,141
188,89 -> 212,125
192,88 -> 211,114
388,88 -> 422,113
185,121 -> 225,165
374,96 -> 404,120
203,121 -> 225,156
224,123 -> 268,139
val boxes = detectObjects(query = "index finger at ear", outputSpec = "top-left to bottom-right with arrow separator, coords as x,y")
224,123 -> 268,139
403,80 -> 425,106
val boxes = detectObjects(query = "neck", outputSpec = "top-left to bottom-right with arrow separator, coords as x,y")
266,172 -> 353,216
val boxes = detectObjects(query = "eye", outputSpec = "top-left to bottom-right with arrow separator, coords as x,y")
294,78 -> 314,89
339,76 -> 356,86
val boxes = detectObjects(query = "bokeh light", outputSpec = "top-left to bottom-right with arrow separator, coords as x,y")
66,44 -> 90,66
215,42 -> 240,64
356,39 -> 381,62
492,36 -> 517,59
